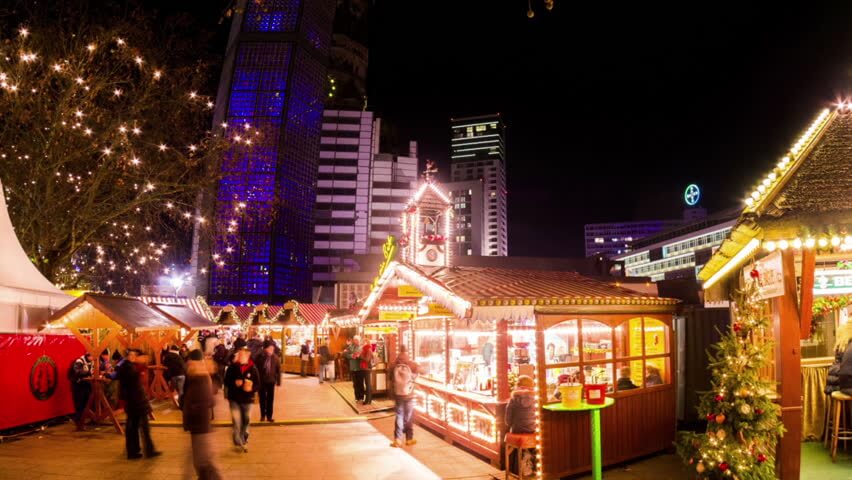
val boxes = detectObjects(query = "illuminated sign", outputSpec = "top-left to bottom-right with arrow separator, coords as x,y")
427,303 -> 454,316
378,311 -> 414,321
370,236 -> 397,291
814,269 -> 852,295
684,184 -> 701,206
397,285 -> 424,297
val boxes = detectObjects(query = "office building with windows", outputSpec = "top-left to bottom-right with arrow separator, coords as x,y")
450,114 -> 508,256
584,220 -> 683,258
312,109 -> 377,297
445,180 -> 484,257
208,0 -> 335,305
615,208 -> 740,281
368,144 -> 419,253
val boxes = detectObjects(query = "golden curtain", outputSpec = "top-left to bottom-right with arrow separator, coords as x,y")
801,365 -> 829,441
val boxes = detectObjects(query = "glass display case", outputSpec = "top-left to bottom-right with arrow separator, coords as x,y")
543,317 -> 672,402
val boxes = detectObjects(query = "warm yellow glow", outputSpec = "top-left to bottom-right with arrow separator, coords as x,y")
831,236 -> 841,247
778,239 -> 789,250
804,237 -> 815,248
764,241 -> 776,252
792,238 -> 802,249
818,237 -> 829,248
703,239 -> 761,290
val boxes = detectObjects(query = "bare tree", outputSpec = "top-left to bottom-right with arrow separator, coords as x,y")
0,18 -> 249,292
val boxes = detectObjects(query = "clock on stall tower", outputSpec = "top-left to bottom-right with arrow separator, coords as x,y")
399,176 -> 454,271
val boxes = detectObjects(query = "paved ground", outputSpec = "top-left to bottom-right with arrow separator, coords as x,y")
4,373 -> 851,479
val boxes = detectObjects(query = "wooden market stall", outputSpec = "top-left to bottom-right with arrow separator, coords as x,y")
279,301 -> 336,375
148,302 -> 217,348
41,293 -> 180,433
699,105 -> 852,478
350,176 -> 680,476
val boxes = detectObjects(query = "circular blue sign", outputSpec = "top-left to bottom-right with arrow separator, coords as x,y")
684,184 -> 700,206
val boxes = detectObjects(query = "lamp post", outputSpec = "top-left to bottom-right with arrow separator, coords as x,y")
170,276 -> 185,299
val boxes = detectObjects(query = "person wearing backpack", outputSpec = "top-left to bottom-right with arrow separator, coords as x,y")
389,344 -> 420,447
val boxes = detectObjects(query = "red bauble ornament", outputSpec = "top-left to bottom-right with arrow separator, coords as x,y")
733,323 -> 742,332
750,269 -> 760,279
719,462 -> 729,471
706,413 -> 716,421
757,453 -> 767,463
755,408 -> 764,415
715,394 -> 724,402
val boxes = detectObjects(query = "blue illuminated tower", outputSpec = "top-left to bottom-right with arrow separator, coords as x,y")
208,0 -> 335,304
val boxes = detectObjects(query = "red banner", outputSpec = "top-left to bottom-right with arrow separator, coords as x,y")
0,334 -> 84,430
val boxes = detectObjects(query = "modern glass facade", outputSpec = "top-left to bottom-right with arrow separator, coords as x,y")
209,0 -> 334,305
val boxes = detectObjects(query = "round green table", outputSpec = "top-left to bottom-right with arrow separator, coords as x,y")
543,397 -> 615,480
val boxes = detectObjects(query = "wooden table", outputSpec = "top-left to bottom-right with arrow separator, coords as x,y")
543,397 -> 615,480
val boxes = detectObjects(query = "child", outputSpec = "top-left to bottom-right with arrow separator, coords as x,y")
506,375 -> 536,433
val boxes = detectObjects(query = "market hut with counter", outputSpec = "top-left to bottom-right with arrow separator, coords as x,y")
350,173 -> 680,477
699,105 -> 852,476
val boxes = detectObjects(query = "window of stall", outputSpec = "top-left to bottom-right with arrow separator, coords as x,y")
284,325 -> 314,356
448,319 -> 496,395
543,317 -> 672,402
414,317 -> 448,382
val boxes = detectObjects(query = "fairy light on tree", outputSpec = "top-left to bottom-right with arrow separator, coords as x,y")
676,273 -> 785,479
0,19 -> 256,293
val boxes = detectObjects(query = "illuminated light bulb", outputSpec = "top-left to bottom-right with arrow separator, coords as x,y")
19,27 -> 29,37
750,191 -> 760,200
189,91 -> 197,99
113,88 -> 122,96
818,237 -> 829,248
778,240 -> 789,250
206,101 -> 214,108
831,236 -> 841,247
52,63 -> 62,72
234,135 -> 242,142
764,241 -> 776,252
20,52 -> 36,62
74,110 -> 83,118
804,237 -> 815,248
762,178 -> 771,186
757,185 -> 766,193
845,236 -> 852,245
188,145 -> 197,152
220,122 -> 228,128
158,144 -> 167,151
153,70 -> 162,79
116,37 -> 125,46
102,147 -> 112,155
118,126 -> 127,133
165,202 -> 173,208
83,128 -> 92,136
75,77 -> 84,84
132,127 -> 141,135
130,157 -> 140,165
134,56 -> 143,65
792,238 -> 802,249
745,197 -> 754,207
86,43 -> 96,52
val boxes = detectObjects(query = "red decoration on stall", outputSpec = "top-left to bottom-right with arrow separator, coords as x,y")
719,462 -> 729,472
714,394 -> 724,402
749,269 -> 760,279
756,453 -> 767,463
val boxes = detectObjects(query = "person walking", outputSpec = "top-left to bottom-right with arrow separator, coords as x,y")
389,345 -> 420,447
317,341 -> 334,384
257,340 -> 281,422
300,339 -> 314,377
344,337 -> 364,403
106,349 -> 161,459
70,352 -> 93,430
358,340 -> 375,405
224,346 -> 259,452
182,349 -> 223,480
162,345 -> 187,406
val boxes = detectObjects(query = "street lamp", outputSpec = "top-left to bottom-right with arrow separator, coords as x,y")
170,276 -> 185,298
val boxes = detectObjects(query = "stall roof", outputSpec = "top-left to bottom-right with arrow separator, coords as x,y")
357,262 -> 679,323
139,296 -> 214,320
699,107 -> 852,286
47,293 -> 178,331
149,303 -> 216,330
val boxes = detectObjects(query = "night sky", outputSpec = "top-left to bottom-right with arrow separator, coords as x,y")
367,1 -> 852,257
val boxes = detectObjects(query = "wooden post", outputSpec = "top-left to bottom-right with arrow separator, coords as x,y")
496,318 -> 509,402
776,249 -> 802,479
799,249 -> 816,340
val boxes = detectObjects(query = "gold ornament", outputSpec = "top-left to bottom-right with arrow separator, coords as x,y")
527,9 -> 535,18
717,429 -> 727,441
716,414 -> 726,424
696,462 -> 706,473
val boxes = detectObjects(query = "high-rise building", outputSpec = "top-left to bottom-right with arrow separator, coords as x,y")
450,114 -> 507,256
368,144 -> 419,253
207,0 -> 335,305
445,180 -> 484,257
584,220 -> 682,258
312,110 -> 376,298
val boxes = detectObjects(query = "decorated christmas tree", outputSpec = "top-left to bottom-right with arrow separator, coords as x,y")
677,271 -> 785,479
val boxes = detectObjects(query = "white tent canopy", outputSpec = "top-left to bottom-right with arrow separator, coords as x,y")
0,179 -> 72,332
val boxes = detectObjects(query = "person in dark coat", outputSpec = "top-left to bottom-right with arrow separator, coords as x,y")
256,340 -> 281,422
300,339 -> 314,377
224,346 -> 259,452
616,367 -> 639,391
505,375 -> 536,433
162,345 -> 187,405
106,349 -> 161,459
70,353 -> 93,430
183,349 -> 223,479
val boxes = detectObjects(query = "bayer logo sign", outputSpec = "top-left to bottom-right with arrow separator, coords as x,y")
684,184 -> 700,206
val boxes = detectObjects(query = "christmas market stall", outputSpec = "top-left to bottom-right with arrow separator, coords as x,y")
698,105 -> 852,477
41,293 -> 181,433
278,301 -> 335,375
148,302 -> 217,348
353,177 -> 680,476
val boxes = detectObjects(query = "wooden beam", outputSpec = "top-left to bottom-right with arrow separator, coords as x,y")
776,248 -> 802,479
799,249 -> 816,340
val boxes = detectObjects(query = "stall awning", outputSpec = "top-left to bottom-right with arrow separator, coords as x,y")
46,293 -> 178,332
149,303 -> 216,330
139,296 -> 213,321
